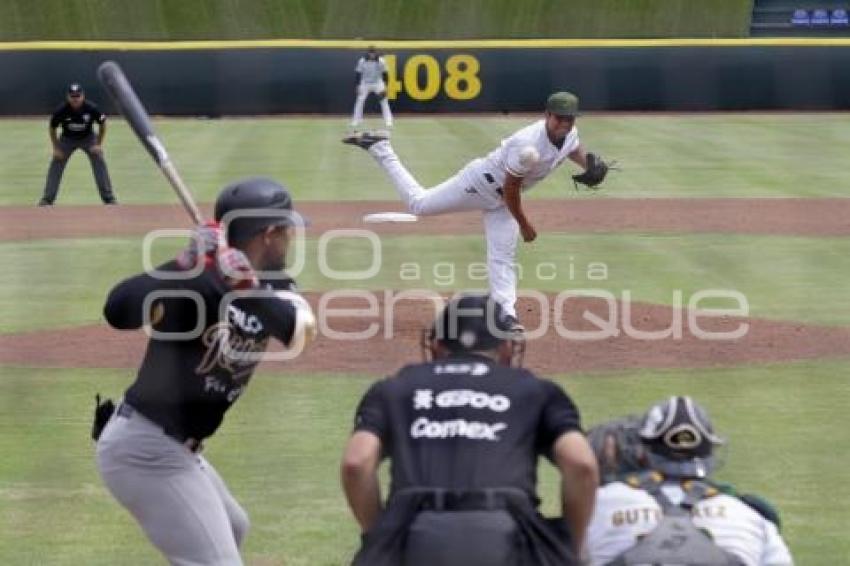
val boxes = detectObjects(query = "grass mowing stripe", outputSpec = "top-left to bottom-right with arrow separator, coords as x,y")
2,232 -> 850,333
1,361 -> 848,563
2,114 -> 850,206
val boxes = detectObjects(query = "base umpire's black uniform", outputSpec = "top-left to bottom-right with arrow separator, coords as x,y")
39,83 -> 116,205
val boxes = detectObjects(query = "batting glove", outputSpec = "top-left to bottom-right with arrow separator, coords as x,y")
216,247 -> 259,290
177,221 -> 222,270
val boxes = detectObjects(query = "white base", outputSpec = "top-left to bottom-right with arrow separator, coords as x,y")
362,212 -> 419,223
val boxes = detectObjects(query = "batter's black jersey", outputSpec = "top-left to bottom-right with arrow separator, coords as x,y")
50,101 -> 105,139
104,260 -> 298,440
353,355 -> 583,503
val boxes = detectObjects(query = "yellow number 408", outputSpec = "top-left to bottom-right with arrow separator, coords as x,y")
384,54 -> 481,102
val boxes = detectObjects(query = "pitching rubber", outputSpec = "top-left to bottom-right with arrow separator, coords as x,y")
362,212 -> 419,223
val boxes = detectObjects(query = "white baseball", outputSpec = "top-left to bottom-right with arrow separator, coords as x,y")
518,145 -> 540,168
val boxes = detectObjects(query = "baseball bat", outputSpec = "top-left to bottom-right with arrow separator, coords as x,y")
97,60 -> 205,225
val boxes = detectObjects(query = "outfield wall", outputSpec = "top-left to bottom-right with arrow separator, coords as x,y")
2,39 -> 850,115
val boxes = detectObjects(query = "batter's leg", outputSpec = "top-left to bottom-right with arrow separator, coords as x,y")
83,139 -> 116,203
483,206 -> 520,318
96,412 -> 243,566
39,139 -> 75,204
368,141 -> 487,216
350,86 -> 368,128
199,455 -> 250,547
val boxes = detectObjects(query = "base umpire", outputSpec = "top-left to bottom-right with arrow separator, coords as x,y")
38,83 -> 117,206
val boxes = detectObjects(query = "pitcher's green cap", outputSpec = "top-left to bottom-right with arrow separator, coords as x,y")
545,91 -> 580,117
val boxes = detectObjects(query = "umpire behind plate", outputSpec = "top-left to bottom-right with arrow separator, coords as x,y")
93,178 -> 316,565
341,293 -> 599,566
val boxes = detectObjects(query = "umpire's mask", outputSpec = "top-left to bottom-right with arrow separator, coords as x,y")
639,396 -> 725,479
421,293 -> 524,367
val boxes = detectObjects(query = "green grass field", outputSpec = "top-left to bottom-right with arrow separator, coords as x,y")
2,114 -> 849,564
2,114 -> 848,206
0,0 -> 751,41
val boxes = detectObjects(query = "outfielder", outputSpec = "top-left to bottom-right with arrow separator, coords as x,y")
343,91 -> 611,332
349,46 -> 393,130
93,178 -> 316,565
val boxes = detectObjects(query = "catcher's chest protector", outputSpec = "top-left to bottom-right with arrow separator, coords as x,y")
607,477 -> 745,566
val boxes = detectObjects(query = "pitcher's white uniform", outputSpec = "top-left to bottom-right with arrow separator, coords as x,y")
367,119 -> 579,317
351,55 -> 393,128
585,481 -> 794,566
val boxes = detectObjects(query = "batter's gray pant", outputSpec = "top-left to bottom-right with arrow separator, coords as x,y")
41,135 -> 115,204
96,405 -> 248,565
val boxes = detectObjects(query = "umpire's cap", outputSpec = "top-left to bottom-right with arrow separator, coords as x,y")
214,177 -> 304,244
639,396 -> 725,479
429,294 -> 513,353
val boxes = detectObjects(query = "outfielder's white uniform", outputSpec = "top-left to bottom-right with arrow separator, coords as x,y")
351,56 -> 393,128
368,119 -> 579,317
585,481 -> 794,566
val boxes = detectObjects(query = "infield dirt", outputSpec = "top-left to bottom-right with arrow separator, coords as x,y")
3,196 -> 850,374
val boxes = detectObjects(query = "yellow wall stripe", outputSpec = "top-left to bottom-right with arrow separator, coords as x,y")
3,37 -> 850,51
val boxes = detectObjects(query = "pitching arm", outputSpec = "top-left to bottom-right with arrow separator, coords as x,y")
503,173 -> 536,243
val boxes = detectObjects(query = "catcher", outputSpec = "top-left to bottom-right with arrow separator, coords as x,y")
585,400 -> 793,565
344,91 -> 613,333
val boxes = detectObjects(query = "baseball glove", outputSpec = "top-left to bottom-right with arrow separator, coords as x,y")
587,415 -> 646,483
572,152 -> 611,189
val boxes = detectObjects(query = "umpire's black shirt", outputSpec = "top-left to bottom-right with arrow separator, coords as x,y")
50,101 -> 105,140
354,355 -> 582,504
104,260 -> 297,441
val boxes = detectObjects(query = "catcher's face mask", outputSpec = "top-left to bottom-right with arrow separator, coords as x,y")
639,396 -> 725,478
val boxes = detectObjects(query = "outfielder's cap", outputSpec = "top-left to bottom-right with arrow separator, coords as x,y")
214,177 -> 307,244
639,396 -> 725,478
429,293 -> 512,353
67,83 -> 84,96
545,91 -> 580,117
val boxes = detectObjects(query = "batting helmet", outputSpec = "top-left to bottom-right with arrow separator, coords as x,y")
425,294 -> 523,364
214,177 -> 300,244
639,396 -> 725,479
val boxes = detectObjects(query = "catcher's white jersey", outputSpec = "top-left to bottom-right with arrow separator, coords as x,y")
586,481 -> 793,566
480,119 -> 579,191
356,57 -> 387,85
